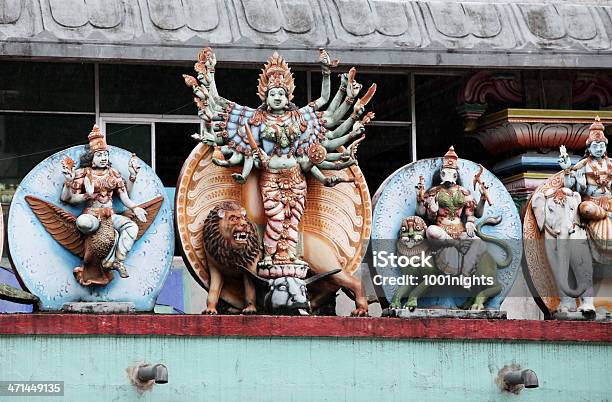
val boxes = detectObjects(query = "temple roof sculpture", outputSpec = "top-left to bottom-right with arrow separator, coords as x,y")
0,0 -> 610,68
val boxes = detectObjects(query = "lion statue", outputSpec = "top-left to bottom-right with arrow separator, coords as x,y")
389,215 -> 513,311
202,201 -> 260,314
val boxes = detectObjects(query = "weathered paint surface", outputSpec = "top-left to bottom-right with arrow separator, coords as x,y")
0,335 -> 610,402
1,0 -> 612,68
371,157 -> 523,310
7,145 -> 174,311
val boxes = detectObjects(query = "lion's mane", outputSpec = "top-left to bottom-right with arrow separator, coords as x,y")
203,201 -> 260,270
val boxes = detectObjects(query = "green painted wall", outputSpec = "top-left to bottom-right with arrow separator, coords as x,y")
0,335 -> 610,402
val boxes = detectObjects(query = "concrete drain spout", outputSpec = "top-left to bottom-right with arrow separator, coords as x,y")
137,364 -> 168,384
127,362 -> 168,394
504,369 -> 538,389
497,364 -> 539,394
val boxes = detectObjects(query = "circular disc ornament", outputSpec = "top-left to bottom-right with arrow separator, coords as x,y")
8,145 -> 174,311
307,143 -> 327,164
372,157 -> 522,310
175,144 -> 371,308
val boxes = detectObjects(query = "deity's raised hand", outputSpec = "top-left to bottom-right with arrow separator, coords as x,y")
352,121 -> 365,135
558,145 -> 571,170
199,47 -> 216,70
61,156 -> 76,183
339,72 -> 349,87
318,48 -> 339,71
427,197 -> 439,213
128,153 -> 141,179
352,102 -> 366,119
346,68 -> 362,99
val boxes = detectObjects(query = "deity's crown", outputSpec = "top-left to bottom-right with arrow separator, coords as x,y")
442,145 -> 458,169
88,124 -> 108,152
257,52 -> 295,102
586,115 -> 607,145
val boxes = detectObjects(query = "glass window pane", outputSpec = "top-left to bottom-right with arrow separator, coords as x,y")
0,61 -> 94,112
105,123 -> 152,166
0,113 -> 95,189
310,71 -> 411,121
357,125 -> 412,194
100,64 -> 197,115
154,123 -> 199,187
214,67 -> 307,109
415,75 -> 487,161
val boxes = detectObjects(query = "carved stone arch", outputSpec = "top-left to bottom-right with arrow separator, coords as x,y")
333,0 -> 375,37
370,0 -> 409,37
0,0 -> 22,24
87,0 -> 122,29
457,70 -> 523,131
560,5 -> 597,41
48,0 -> 123,29
519,4 -> 566,41
184,0 -> 220,32
147,0 -> 186,30
278,0 -> 314,34
573,73 -> 612,108
240,0 -> 282,33
49,0 -> 88,27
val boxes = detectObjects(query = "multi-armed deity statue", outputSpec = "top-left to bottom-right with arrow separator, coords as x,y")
526,116 -> 612,319
372,146 -> 522,317
8,125 -> 173,311
178,47 -> 374,315
416,146 -> 487,243
27,126 -> 161,286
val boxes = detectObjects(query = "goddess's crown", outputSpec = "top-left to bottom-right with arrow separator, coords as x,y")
257,52 -> 295,102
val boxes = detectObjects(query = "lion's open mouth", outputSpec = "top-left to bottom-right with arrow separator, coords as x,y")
233,231 -> 249,242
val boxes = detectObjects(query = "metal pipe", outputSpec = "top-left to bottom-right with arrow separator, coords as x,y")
504,369 -> 538,389
137,364 -> 168,384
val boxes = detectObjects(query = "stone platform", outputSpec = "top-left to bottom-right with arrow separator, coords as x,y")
385,308 -> 507,320
61,302 -> 136,314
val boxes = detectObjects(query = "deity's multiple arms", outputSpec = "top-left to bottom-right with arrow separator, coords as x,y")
183,47 -> 376,185
311,49 -> 334,110
326,73 -> 349,115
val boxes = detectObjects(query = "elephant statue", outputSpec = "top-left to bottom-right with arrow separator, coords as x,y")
531,187 -> 596,317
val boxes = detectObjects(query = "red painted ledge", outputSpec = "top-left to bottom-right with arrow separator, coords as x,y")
0,314 -> 610,342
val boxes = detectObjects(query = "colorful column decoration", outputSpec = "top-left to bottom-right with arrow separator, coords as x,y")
469,109 -> 612,211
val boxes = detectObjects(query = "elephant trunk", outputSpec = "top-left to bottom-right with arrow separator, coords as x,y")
546,232 -> 588,298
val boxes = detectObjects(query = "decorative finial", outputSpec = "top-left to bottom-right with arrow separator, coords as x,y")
587,115 -> 607,146
88,124 -> 107,152
443,145 -> 459,169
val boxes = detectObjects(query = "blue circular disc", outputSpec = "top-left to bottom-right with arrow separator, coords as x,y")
8,145 -> 174,311
371,157 -> 522,310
